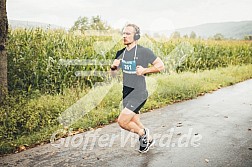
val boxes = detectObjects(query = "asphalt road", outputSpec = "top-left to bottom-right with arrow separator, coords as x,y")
1,79 -> 252,167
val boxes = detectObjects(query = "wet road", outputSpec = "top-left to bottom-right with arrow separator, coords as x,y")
1,79 -> 252,167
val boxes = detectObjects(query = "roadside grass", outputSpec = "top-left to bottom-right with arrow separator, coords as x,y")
1,64 -> 252,155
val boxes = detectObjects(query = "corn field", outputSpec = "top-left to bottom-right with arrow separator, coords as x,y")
1,28 -> 252,153
7,28 -> 252,94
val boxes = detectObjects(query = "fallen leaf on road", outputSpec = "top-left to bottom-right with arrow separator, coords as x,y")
83,154 -> 90,159
199,93 -> 205,96
17,145 -> 26,152
177,122 -> 183,127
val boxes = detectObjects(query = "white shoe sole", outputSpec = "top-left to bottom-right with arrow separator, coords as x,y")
149,139 -> 155,148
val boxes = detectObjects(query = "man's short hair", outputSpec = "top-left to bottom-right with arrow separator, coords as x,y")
125,23 -> 140,34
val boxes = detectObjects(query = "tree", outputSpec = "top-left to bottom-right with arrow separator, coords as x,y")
0,0 -> 8,103
190,31 -> 197,39
244,35 -> 252,40
90,16 -> 110,30
171,31 -> 180,39
183,34 -> 188,38
69,16 -> 89,32
69,15 -> 110,33
213,33 -> 224,40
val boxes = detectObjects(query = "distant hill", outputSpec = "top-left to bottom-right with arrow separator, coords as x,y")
9,20 -> 65,30
176,20 -> 252,39
9,20 -> 252,39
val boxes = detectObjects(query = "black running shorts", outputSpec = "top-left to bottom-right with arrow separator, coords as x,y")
122,86 -> 148,114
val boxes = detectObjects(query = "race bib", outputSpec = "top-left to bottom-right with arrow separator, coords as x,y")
121,59 -> 136,74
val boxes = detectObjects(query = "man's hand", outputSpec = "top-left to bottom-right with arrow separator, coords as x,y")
110,59 -> 121,78
136,65 -> 146,75
110,65 -> 118,71
110,65 -> 118,78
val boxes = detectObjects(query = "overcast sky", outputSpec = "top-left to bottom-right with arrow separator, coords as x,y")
7,0 -> 252,32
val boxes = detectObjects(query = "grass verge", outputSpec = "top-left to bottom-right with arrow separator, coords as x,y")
1,64 -> 252,155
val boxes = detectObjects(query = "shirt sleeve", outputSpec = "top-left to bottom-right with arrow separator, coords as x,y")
146,48 -> 157,64
115,48 -> 125,60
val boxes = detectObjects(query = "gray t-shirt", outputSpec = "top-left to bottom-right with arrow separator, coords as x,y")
115,45 -> 157,90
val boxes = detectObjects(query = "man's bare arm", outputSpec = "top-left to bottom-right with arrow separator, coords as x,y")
136,57 -> 165,75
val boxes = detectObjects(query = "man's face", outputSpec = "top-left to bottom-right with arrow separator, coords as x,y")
122,26 -> 136,45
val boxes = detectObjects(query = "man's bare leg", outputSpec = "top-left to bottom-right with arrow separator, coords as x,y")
117,107 -> 145,136
131,114 -> 153,141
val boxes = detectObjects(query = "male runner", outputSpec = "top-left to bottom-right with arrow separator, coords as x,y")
111,24 -> 165,153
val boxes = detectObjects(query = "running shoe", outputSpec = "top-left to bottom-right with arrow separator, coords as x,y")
138,128 -> 150,153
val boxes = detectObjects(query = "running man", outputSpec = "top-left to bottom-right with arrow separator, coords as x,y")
110,24 -> 165,153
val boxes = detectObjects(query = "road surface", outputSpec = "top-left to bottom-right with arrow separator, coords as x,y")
1,79 -> 252,167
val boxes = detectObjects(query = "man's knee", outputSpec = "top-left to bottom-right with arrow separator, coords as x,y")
117,108 -> 134,128
117,117 -> 128,128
